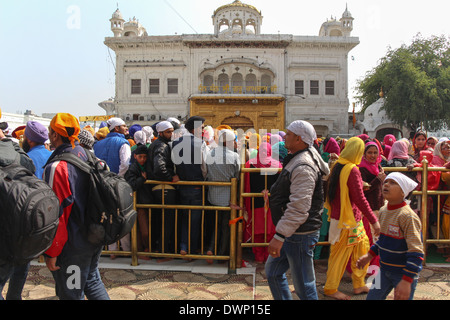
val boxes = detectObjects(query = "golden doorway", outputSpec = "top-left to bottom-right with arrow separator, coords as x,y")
221,116 -> 254,132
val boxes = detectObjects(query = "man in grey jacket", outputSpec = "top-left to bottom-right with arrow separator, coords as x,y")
265,120 -> 330,300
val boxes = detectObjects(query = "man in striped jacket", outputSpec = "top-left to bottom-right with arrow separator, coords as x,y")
43,113 -> 110,300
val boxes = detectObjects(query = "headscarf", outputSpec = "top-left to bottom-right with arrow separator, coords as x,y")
216,124 -> 232,131
50,113 -> 80,148
128,124 -> 142,138
218,129 -> 236,144
388,140 -> 410,161
383,134 -> 396,147
357,134 -> 370,143
142,126 -> 154,143
325,137 -> 365,229
203,125 -> 215,144
12,126 -> 26,139
107,117 -> 126,131
432,140 -> 450,166
412,131 -> 427,154
383,134 -> 396,159
96,127 -> 109,140
358,142 -> 381,176
24,121 -> 48,144
324,137 -> 340,155
272,141 -> 288,163
270,134 -> 282,145
385,172 -> 418,200
248,133 -> 261,150
133,130 -> 146,145
82,125 -> 95,138
286,120 -> 317,147
247,142 -> 282,169
339,138 -> 347,152
156,121 -> 173,133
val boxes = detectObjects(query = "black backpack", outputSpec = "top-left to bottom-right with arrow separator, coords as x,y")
0,164 -> 60,265
48,151 -> 137,246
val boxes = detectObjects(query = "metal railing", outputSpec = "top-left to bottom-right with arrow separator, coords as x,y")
100,158 -> 450,271
235,158 -> 450,267
102,178 -> 239,272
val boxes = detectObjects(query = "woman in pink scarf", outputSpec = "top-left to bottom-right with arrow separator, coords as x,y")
244,143 -> 282,263
382,134 -> 396,159
385,139 -> 417,181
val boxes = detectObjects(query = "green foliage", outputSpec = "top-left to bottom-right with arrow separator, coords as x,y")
356,34 -> 450,131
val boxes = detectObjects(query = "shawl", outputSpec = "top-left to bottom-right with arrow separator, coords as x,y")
325,137 -> 365,229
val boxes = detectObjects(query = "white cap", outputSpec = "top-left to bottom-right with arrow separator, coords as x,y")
287,120 -> 317,147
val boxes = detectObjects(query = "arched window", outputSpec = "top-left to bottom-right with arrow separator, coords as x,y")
261,74 -> 272,93
231,73 -> 244,93
232,18 -> 243,33
203,75 -> 213,92
245,74 -> 257,93
218,73 -> 229,93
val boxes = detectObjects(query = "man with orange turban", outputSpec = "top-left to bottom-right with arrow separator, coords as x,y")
43,113 -> 110,300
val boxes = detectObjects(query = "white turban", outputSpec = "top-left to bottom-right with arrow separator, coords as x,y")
385,172 -> 418,199
107,117 -> 126,131
142,126 -> 154,142
218,129 -> 236,143
133,130 -> 146,145
167,117 -> 181,124
287,120 -> 317,147
156,121 -> 173,133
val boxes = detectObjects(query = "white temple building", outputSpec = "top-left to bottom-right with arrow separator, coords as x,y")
102,1 -> 359,136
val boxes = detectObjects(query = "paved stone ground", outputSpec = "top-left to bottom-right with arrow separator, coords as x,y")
3,256 -> 450,300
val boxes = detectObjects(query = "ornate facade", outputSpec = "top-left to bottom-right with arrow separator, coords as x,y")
103,1 -> 359,136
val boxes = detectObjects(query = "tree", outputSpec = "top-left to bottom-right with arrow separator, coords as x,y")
356,34 -> 450,132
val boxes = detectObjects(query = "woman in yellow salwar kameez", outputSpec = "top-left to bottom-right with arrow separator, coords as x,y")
323,137 -> 381,300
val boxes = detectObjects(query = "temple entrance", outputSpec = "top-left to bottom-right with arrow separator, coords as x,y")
189,95 -> 285,132
221,116 -> 254,132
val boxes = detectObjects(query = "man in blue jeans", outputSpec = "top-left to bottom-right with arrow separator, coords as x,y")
43,113 -> 109,300
266,120 -> 330,300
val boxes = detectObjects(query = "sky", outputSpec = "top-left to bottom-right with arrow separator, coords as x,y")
0,0 -> 448,118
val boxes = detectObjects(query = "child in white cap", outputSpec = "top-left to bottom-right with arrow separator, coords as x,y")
357,172 -> 424,300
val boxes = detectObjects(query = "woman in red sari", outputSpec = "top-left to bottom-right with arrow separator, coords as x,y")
243,143 -> 282,263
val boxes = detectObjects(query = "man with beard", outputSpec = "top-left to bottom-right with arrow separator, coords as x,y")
23,121 -> 52,179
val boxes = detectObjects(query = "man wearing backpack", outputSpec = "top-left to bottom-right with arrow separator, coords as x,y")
0,108 -> 37,300
43,113 -> 110,300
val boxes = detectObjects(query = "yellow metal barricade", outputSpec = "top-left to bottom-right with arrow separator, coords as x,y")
235,158 -> 450,268
100,158 -> 450,270
101,178 -> 239,273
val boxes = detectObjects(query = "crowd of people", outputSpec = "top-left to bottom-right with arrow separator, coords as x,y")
1,105 -> 450,300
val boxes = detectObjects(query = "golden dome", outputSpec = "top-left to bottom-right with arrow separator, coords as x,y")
213,0 -> 261,16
